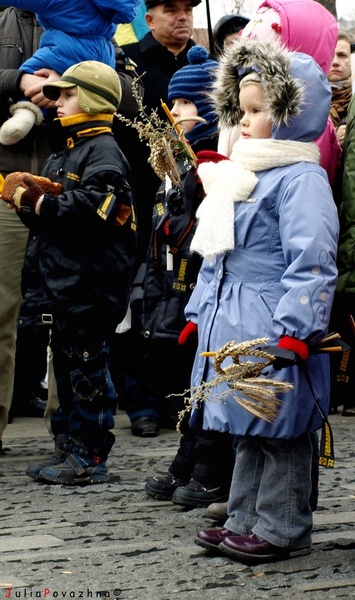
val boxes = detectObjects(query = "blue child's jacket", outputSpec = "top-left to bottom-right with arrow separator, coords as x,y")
1,0 -> 141,71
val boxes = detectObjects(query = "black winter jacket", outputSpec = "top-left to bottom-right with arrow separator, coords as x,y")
141,134 -> 218,340
18,115 -> 136,338
117,34 -> 197,270
121,33 -> 195,121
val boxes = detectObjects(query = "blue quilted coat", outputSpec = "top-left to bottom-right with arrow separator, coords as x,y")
185,51 -> 339,439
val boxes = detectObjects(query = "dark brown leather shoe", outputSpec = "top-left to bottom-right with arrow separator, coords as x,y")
194,528 -> 237,551
219,532 -> 311,563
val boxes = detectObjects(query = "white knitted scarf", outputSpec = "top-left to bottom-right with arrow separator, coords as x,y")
190,137 -> 320,263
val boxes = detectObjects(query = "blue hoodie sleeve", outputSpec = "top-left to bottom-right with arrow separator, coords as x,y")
0,0 -> 141,26
92,0 -> 142,24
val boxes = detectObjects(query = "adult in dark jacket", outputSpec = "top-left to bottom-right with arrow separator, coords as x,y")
0,9 -> 52,451
329,94 -> 355,416
327,32 -> 353,416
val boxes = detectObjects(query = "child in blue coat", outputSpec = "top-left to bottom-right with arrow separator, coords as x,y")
0,0 -> 140,145
190,39 -> 339,562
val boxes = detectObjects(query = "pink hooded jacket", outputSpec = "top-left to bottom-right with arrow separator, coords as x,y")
256,0 -> 341,184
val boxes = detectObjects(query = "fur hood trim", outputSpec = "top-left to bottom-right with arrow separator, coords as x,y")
212,39 -> 304,128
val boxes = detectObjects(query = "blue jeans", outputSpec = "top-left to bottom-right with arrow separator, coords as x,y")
225,434 -> 313,548
50,330 -> 116,460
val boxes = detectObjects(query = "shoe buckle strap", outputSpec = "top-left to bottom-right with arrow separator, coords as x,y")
53,446 -> 68,460
66,453 -> 88,476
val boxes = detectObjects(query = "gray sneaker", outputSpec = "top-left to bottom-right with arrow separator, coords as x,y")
26,434 -> 72,480
39,454 -> 110,485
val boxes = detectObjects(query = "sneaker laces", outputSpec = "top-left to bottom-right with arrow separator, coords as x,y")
186,479 -> 218,492
154,473 -> 186,486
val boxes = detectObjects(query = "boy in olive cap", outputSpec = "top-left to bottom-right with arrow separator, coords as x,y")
2,60 -> 136,485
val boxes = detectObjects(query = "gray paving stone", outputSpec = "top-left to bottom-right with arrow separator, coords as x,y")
1,412 -> 355,599
314,510 -> 355,525
0,575 -> 29,589
0,535 -> 64,552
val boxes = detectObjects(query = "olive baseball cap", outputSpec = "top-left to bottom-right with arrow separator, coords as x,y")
43,60 -> 122,115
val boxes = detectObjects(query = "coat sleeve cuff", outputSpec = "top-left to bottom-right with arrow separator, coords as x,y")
0,69 -> 24,102
278,336 -> 309,360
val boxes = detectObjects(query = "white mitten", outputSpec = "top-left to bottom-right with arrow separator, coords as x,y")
197,161 -> 227,194
0,101 -> 43,146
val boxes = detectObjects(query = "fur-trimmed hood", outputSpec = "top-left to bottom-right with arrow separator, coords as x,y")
212,39 -> 331,142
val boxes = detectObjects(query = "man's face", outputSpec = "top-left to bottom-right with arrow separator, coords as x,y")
146,1 -> 194,48
328,39 -> 351,83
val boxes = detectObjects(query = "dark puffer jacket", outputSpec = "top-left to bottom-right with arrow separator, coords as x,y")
141,134 -> 218,341
18,115 -> 136,338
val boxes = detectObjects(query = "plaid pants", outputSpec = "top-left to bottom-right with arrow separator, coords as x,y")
50,330 -> 116,458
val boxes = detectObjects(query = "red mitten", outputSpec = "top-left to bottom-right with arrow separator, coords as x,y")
178,321 -> 198,345
196,150 -> 229,166
278,336 -> 309,360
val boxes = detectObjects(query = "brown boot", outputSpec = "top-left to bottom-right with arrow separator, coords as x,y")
205,501 -> 228,522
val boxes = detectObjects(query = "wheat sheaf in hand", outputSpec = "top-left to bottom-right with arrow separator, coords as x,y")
115,78 -> 201,185
176,338 -> 294,430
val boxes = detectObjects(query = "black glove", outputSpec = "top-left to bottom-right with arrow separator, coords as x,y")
263,346 -> 299,370
268,336 -> 309,369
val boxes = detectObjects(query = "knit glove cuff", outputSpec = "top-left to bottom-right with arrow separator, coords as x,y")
178,321 -> 198,345
278,336 -> 309,360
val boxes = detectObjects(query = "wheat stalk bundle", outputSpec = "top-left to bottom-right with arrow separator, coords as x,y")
115,79 -> 201,185
176,338 -> 293,430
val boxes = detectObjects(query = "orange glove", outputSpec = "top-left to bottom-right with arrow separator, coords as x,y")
178,321 -> 198,345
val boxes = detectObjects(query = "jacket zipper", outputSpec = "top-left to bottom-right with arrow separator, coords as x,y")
1,43 -> 23,53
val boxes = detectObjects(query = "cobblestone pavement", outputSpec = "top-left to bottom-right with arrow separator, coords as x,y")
1,410 -> 355,600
